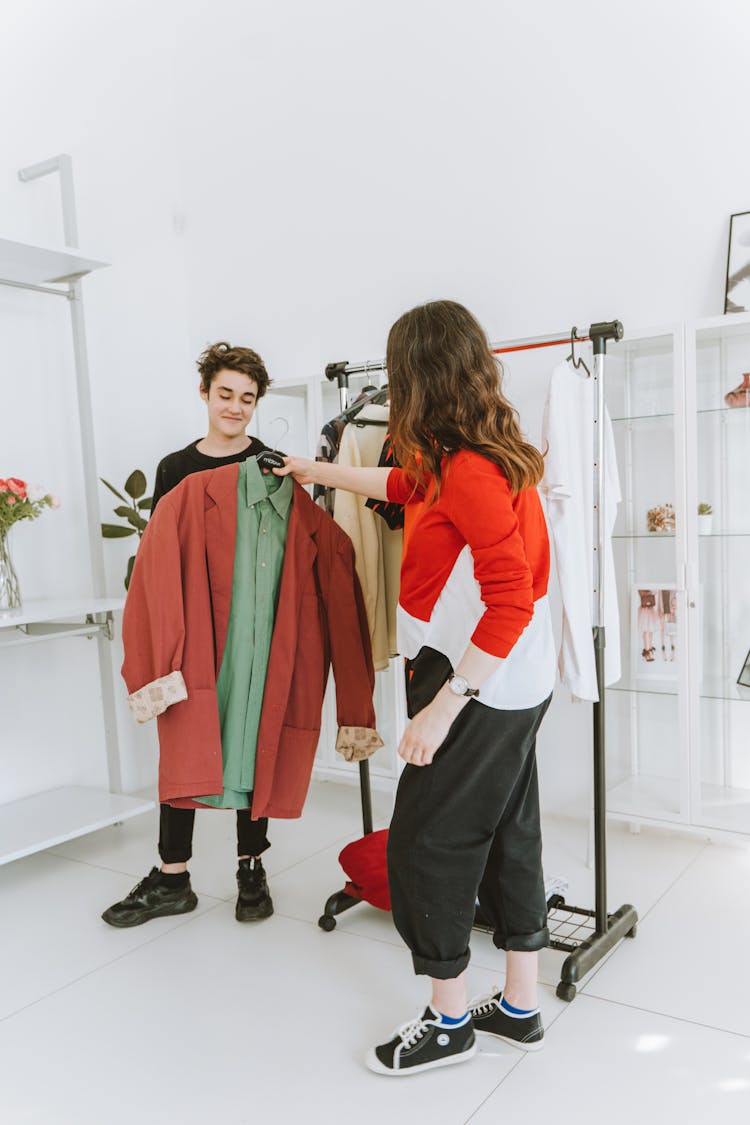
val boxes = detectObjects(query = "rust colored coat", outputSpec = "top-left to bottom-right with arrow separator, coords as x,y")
121,465 -> 378,817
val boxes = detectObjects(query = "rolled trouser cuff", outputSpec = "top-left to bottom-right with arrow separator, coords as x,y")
411,948 -> 471,979
493,926 -> 550,953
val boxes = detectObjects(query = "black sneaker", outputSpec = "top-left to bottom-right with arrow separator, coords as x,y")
236,857 -> 274,922
101,867 -> 198,928
469,990 -> 544,1051
365,1007 -> 476,1076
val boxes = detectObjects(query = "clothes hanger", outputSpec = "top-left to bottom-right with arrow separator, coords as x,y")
336,383 -> 389,425
567,326 -> 591,377
256,416 -> 290,470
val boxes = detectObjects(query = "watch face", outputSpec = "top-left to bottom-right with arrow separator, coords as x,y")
450,675 -> 469,696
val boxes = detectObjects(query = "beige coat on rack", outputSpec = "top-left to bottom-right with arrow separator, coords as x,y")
333,404 -> 402,671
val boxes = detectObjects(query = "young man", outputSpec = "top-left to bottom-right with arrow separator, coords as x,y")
102,341 -> 275,928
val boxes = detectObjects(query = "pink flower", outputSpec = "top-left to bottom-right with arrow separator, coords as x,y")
49,494 -> 61,509
27,483 -> 47,503
0,479 -> 8,492
7,478 -> 27,499
6,495 -> 16,506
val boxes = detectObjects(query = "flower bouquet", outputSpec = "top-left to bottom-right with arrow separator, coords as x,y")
646,503 -> 675,534
0,478 -> 60,615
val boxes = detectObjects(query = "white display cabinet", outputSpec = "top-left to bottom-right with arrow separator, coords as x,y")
604,315 -> 750,838
605,325 -> 690,824
687,312 -> 750,835
254,371 -> 403,796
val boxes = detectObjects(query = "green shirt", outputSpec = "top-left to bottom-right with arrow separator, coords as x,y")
199,460 -> 293,809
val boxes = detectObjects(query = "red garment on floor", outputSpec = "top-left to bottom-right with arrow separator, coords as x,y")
338,829 -> 391,911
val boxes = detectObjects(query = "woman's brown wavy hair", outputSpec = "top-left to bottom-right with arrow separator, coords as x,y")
386,300 -> 544,498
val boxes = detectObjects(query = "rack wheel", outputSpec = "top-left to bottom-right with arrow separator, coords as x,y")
626,923 -> 638,938
318,915 -> 337,932
547,894 -> 565,909
556,981 -> 576,1003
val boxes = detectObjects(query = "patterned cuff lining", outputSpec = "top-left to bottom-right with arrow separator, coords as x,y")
335,726 -> 385,762
127,670 -> 187,724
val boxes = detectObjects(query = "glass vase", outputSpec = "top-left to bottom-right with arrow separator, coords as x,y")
724,371 -> 750,408
0,529 -> 22,617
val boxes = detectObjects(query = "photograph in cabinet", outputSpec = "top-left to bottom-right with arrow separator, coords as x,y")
633,585 -> 678,679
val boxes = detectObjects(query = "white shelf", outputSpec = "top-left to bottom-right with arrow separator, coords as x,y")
0,787 -> 154,865
0,237 -> 108,286
0,598 -> 126,649
0,597 -> 124,629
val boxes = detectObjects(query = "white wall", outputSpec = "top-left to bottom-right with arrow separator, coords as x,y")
2,0 -> 750,816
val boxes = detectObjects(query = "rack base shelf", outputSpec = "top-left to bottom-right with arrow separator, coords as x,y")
0,787 -> 155,866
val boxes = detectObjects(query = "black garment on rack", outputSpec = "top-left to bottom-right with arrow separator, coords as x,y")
313,387 -> 390,514
365,433 -> 405,531
313,419 -> 347,515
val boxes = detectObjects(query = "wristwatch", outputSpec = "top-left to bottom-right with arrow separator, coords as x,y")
447,673 -> 480,699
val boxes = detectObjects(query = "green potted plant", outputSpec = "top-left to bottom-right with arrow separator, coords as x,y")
697,501 -> 713,535
100,470 -> 152,589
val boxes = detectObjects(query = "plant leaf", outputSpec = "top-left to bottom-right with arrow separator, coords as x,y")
101,523 -> 136,538
100,478 -> 129,503
113,505 -> 133,518
138,497 -> 153,511
125,511 -> 148,533
125,554 -> 136,590
124,470 -> 147,499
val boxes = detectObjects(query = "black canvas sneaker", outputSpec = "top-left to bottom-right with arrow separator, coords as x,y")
366,1006 -> 476,1076
236,857 -> 274,922
101,867 -> 198,928
469,989 -> 544,1051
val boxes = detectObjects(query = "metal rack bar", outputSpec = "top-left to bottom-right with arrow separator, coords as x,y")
0,278 -> 71,298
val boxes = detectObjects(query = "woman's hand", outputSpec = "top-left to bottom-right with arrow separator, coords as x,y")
273,458 -> 392,500
397,691 -> 465,767
273,456 -> 319,485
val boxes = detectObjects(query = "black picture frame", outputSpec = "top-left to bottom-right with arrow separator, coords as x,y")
724,211 -> 750,313
738,649 -> 750,688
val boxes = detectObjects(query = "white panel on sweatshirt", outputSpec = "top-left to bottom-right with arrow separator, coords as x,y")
396,545 -> 556,711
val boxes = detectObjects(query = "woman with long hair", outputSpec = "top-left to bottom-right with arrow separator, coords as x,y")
276,300 -> 555,1076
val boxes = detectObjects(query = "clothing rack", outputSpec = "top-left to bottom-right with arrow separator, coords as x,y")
319,325 -> 638,1002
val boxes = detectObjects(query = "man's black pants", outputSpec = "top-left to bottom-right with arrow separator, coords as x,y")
158,804 -> 271,864
387,646 -> 551,979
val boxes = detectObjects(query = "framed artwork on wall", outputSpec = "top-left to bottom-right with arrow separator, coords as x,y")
724,210 -> 750,313
632,584 -> 678,680
738,649 -> 750,689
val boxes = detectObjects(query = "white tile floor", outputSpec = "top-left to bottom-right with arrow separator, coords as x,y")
2,779 -> 749,1125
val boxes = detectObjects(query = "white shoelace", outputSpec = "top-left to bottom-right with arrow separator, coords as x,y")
395,1014 -> 431,1049
468,988 -> 501,1017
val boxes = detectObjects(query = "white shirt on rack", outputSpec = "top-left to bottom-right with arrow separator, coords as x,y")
541,359 -> 621,702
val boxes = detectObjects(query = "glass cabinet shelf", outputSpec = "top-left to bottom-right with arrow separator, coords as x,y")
612,532 -> 750,539
609,676 -> 750,703
611,406 -> 749,423
606,775 -> 682,820
608,679 -> 679,698
699,677 -> 750,703
697,405 -> 750,417
611,411 -> 675,423
613,533 -> 675,540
